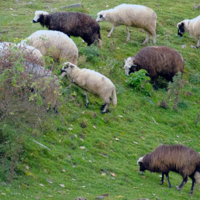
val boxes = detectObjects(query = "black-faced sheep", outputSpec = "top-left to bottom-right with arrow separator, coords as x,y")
61,62 -> 117,113
177,15 -> 200,48
18,30 -> 78,65
124,46 -> 184,90
96,4 -> 157,44
33,11 -> 102,49
137,145 -> 200,194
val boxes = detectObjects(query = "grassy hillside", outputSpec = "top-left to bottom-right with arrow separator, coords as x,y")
1,0 -> 200,199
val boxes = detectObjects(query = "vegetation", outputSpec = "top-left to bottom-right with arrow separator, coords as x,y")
1,0 -> 200,200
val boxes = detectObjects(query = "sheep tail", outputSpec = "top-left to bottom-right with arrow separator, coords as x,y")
194,165 -> 200,184
112,88 -> 117,107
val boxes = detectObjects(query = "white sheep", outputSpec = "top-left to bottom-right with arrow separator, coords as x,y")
18,30 -> 78,65
1,42 -> 45,66
96,4 -> 157,44
177,15 -> 200,48
61,62 -> 117,113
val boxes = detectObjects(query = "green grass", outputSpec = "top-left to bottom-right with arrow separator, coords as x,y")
1,0 -> 200,199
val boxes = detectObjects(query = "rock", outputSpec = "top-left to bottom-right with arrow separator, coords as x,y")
191,45 -> 197,49
74,197 -> 88,200
193,5 -> 200,10
181,44 -> 186,49
28,2 -> 34,6
60,3 -> 82,9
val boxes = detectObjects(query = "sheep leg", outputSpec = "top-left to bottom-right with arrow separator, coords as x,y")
166,173 -> 171,188
84,91 -> 89,108
101,103 -> 110,114
152,30 -> 156,44
108,26 -> 115,38
189,174 -> 196,194
153,78 -> 158,90
176,176 -> 188,190
196,37 -> 200,48
160,173 -> 164,185
142,33 -> 150,45
67,81 -> 73,89
126,26 -> 130,41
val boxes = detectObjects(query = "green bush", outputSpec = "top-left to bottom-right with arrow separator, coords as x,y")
127,69 -> 152,96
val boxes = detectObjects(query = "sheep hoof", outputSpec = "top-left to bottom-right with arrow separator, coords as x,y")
196,46 -> 199,49
189,190 -> 194,195
107,35 -> 111,38
160,181 -> 164,185
176,186 -> 181,191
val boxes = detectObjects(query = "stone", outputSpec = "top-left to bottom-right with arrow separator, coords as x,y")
60,3 -> 82,9
193,5 -> 200,10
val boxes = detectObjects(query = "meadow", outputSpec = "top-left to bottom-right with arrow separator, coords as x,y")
0,0 -> 200,199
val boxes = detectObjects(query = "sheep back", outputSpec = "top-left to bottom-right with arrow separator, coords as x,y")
143,145 -> 200,176
132,46 -> 184,81
26,30 -> 78,64
42,12 -> 101,46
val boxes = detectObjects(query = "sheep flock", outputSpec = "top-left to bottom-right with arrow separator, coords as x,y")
1,1 -> 200,197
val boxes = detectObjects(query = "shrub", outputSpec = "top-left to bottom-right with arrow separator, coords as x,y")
0,45 -> 59,182
127,69 -> 152,96
79,46 -> 99,62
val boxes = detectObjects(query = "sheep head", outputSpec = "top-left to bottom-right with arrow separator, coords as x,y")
33,10 -> 49,24
124,57 -> 138,76
96,12 -> 106,22
137,156 -> 145,174
61,62 -> 76,77
177,21 -> 185,37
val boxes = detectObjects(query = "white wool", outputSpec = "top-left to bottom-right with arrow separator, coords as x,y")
96,4 -> 157,44
124,57 -> 133,76
61,62 -> 117,111
18,30 -> 78,65
137,156 -> 144,165
0,42 -> 17,57
177,15 -> 200,47
33,10 -> 49,21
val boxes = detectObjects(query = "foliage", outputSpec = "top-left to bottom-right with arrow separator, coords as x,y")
189,73 -> 200,84
127,69 -> 152,96
79,46 -> 99,62
0,46 -> 58,182
159,72 -> 184,110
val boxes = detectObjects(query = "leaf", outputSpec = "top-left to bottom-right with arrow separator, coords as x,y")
110,172 -> 117,177
93,126 -> 96,129
121,132 -> 125,134
116,195 -> 123,198
59,184 -> 65,188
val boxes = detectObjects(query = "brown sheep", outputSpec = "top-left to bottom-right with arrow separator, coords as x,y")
137,145 -> 200,194
33,11 -> 102,49
124,46 -> 184,90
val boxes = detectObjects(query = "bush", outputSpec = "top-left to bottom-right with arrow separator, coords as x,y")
127,69 -> 152,96
79,46 -> 99,62
0,45 -> 59,182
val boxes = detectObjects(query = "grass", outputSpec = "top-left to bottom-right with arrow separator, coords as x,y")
1,0 -> 200,199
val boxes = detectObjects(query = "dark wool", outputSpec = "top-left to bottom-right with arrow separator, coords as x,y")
39,12 -> 101,46
129,46 -> 184,88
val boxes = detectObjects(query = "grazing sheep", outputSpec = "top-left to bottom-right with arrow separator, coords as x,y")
61,62 -> 117,113
1,42 -> 45,66
23,62 -> 60,113
18,30 -> 78,65
96,4 -> 157,44
137,145 -> 200,194
33,11 -> 102,49
124,46 -> 184,90
177,15 -> 200,48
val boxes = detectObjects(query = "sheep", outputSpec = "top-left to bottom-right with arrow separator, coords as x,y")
33,10 -> 102,49
124,46 -> 184,90
96,4 -> 157,44
177,15 -> 200,48
18,30 -> 78,65
1,42 -> 45,67
60,62 -> 117,113
23,62 -> 60,113
137,145 -> 200,194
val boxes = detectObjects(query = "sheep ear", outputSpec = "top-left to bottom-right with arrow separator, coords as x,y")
103,14 -> 106,18
70,65 -> 74,69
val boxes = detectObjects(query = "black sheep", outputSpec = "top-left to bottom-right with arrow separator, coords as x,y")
33,10 -> 102,49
